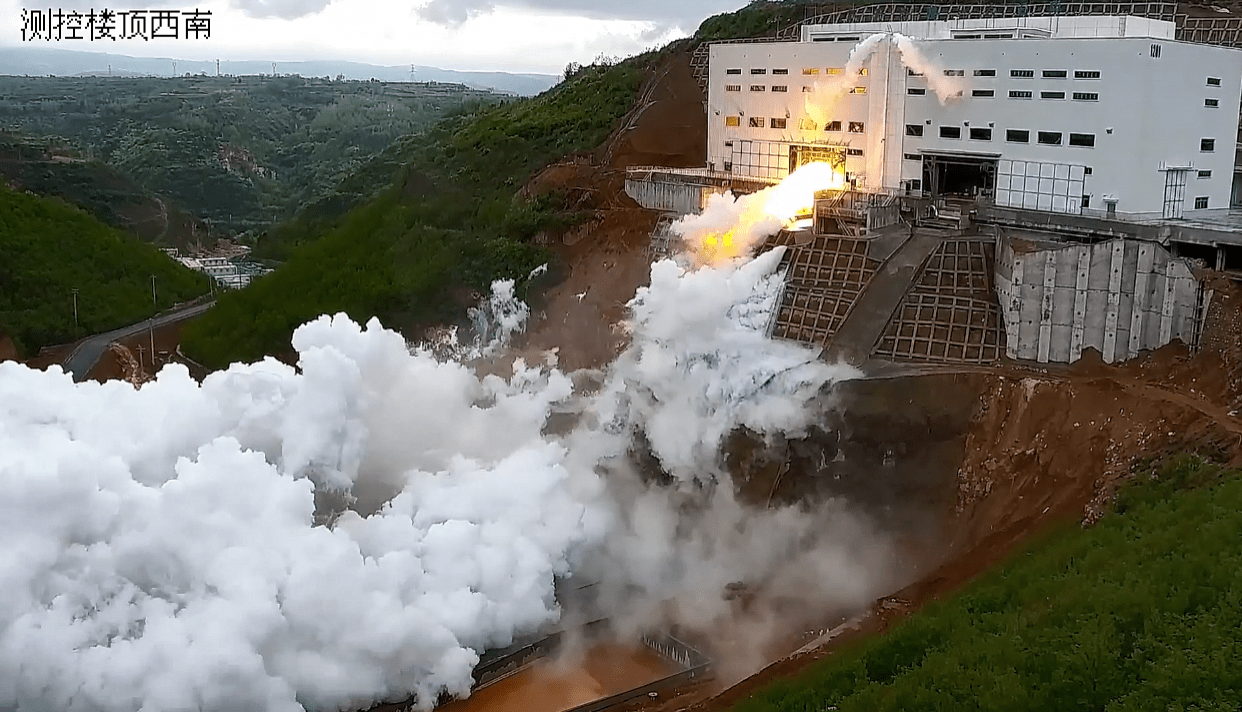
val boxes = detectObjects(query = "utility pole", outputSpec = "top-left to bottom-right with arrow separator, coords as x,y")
149,274 -> 157,367
172,61 -> 176,77
71,288 -> 79,329
216,59 -> 220,76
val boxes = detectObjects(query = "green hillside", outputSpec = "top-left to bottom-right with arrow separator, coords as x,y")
734,454 -> 1242,712
0,75 -> 506,236
181,57 -> 648,367
0,186 -> 210,356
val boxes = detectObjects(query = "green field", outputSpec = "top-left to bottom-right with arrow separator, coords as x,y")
733,454 -> 1242,711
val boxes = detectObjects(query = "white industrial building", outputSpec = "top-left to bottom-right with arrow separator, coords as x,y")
706,15 -> 1242,221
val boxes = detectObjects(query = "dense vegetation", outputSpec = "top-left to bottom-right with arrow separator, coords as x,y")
180,58 -> 648,367
733,454 -> 1242,711
0,186 -> 209,355
0,75 -> 506,235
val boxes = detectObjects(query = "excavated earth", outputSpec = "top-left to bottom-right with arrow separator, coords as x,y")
502,46 -> 1242,712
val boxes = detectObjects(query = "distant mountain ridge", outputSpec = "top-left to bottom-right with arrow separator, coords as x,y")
0,47 -> 559,96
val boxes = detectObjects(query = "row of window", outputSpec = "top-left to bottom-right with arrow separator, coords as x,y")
726,84 -> 866,94
726,67 -> 868,76
907,124 -> 1098,146
724,116 -> 867,133
731,63 -> 1224,87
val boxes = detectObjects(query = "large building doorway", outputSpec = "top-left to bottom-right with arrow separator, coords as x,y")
921,151 -> 999,200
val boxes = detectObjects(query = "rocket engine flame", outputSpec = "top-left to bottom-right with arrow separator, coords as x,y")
673,162 -> 845,265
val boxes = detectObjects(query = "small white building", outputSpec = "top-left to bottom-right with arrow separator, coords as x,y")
707,16 -> 1242,221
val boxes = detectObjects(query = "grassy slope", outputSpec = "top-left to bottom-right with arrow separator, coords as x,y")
733,455 -> 1242,711
181,60 -> 648,368
0,186 -> 210,355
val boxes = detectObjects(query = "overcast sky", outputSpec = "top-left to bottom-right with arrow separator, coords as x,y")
2,0 -> 745,74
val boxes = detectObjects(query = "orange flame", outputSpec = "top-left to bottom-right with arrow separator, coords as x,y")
698,162 -> 845,264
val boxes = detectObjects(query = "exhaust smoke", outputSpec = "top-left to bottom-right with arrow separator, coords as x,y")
1,167 -> 900,711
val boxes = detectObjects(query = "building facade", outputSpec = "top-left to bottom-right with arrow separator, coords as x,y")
707,16 -> 1242,221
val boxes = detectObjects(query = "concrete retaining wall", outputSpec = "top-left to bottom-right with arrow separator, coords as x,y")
624,177 -> 727,215
995,235 -> 1201,363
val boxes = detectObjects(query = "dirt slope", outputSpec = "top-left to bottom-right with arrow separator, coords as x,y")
513,45 -> 706,371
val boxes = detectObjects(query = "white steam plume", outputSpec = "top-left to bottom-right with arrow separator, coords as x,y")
0,312 -> 592,712
893,34 -> 967,105
803,32 -> 889,125
2,229 -> 887,709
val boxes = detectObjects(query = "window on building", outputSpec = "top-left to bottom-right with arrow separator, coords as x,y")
750,68 -> 766,74
1041,91 -> 1066,99
908,87 -> 927,95
909,179 -> 923,190
1082,195 -> 1091,208
802,68 -> 820,75
1043,69 -> 1068,78
1069,132 -> 1096,147
802,86 -> 814,92
1074,70 -> 1101,79
1199,169 -> 1213,178
749,117 -> 765,128
954,33 -> 981,39
970,127 -> 993,141
771,117 -> 787,129
1010,90 -> 1033,99
848,121 -> 865,133
1072,92 -> 1099,101
725,116 -> 740,127
1195,196 -> 1209,209
907,68 -> 924,76
940,125 -> 962,139
827,67 -> 843,75
1208,76 -> 1222,86
1007,129 -> 1030,143
906,124 -> 924,136
944,69 -> 965,76
858,68 -> 868,76
725,84 -> 741,92
772,68 -> 789,75
1151,43 -> 1162,58
847,147 -> 864,156
799,118 -> 818,131
973,89 -> 995,97
904,153 -> 922,161
850,86 -> 867,94
1206,98 -> 1220,108
1011,69 -> 1035,78
974,69 -> 997,77
772,85 -> 788,92
1202,138 -> 1216,152
726,68 -> 742,75
1084,166 -> 1093,175
1038,131 -> 1063,145
750,85 -> 765,91
826,120 -> 842,132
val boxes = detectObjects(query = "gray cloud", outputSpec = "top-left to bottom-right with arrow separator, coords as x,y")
227,0 -> 333,19
415,0 -> 741,29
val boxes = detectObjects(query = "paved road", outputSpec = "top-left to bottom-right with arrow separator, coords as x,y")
62,301 -> 215,382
